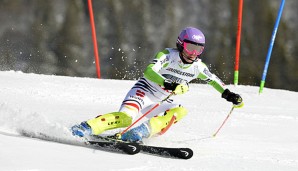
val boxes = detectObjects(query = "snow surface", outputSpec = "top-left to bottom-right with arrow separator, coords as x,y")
0,71 -> 298,171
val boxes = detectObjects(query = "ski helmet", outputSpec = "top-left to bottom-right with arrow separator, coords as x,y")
176,27 -> 205,56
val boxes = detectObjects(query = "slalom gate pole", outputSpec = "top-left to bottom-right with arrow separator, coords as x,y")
234,0 -> 243,86
259,0 -> 286,94
212,106 -> 235,137
87,0 -> 101,78
120,93 -> 174,135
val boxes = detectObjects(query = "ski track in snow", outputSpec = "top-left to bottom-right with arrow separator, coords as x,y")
0,71 -> 298,171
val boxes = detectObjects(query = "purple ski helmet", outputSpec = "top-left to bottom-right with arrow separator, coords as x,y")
176,27 -> 205,56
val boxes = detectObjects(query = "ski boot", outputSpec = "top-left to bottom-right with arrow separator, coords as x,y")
71,121 -> 92,137
121,123 -> 150,142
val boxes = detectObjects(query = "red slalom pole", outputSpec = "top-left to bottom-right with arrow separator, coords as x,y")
87,0 -> 101,78
234,0 -> 243,85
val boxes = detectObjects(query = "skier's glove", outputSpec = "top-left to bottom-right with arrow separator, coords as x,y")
222,89 -> 243,107
163,79 -> 189,95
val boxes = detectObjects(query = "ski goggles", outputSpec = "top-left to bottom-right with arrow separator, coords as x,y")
183,42 -> 204,56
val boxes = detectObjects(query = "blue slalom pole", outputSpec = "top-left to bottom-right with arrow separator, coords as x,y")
259,0 -> 286,94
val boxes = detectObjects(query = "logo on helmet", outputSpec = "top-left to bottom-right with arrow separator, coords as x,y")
192,35 -> 203,41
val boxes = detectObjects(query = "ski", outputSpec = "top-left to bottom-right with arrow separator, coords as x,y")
19,130 -> 192,158
18,130 -> 140,155
139,144 -> 193,159
89,135 -> 193,159
87,141 -> 140,155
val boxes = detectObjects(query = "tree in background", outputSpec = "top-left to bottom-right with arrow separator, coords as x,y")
0,0 -> 297,91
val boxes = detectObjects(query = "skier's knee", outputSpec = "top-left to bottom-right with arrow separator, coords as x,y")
119,104 -> 140,119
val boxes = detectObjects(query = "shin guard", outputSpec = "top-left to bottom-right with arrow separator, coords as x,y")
149,106 -> 188,136
87,112 -> 132,135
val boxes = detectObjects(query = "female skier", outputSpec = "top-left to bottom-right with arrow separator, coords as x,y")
71,27 -> 243,142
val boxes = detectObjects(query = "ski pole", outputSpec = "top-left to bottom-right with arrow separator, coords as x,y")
212,106 -> 235,137
119,93 -> 174,136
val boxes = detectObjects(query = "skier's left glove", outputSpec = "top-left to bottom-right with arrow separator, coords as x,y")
222,89 -> 243,107
163,79 -> 189,95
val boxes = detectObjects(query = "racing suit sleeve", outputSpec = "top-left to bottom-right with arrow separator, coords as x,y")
197,62 -> 226,94
143,49 -> 169,86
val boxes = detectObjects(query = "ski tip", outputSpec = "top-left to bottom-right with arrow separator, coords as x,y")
118,143 -> 141,155
87,141 -> 140,155
179,148 -> 193,159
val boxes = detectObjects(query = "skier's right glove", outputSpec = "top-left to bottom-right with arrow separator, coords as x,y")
222,89 -> 243,107
163,79 -> 189,95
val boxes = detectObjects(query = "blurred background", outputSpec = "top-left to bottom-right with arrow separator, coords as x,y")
0,0 -> 297,91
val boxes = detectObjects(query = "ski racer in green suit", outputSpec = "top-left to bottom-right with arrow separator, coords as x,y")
71,27 -> 244,142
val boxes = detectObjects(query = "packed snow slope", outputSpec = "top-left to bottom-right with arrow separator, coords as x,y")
0,71 -> 298,171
